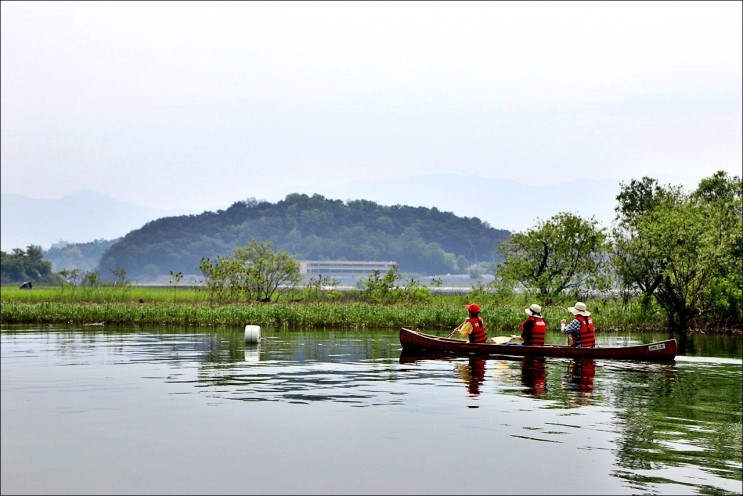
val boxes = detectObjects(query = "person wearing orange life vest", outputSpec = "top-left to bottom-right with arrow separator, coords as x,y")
560,301 -> 596,348
453,303 -> 488,343
514,303 -> 547,346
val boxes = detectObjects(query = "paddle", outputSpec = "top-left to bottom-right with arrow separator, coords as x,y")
492,335 -> 523,344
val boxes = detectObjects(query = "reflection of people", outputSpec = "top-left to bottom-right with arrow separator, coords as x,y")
560,301 -> 596,348
564,358 -> 596,393
453,303 -> 488,343
467,357 -> 487,395
515,303 -> 547,346
454,357 -> 487,397
520,357 -> 547,395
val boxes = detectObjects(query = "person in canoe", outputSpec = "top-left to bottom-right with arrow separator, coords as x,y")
452,303 -> 488,343
560,301 -> 596,348
511,303 -> 547,346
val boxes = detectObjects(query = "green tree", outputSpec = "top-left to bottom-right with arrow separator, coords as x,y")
58,268 -> 83,287
688,171 -> 742,328
359,264 -> 404,303
610,177 -> 684,310
303,274 -> 340,301
82,271 -> 100,287
495,212 -> 609,301
611,171 -> 742,330
200,240 -> 301,303
0,245 -> 61,285
232,240 -> 302,302
169,271 -> 183,302
199,256 -> 235,303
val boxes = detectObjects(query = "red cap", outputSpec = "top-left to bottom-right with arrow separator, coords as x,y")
466,303 -> 480,313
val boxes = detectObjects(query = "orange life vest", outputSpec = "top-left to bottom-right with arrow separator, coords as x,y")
521,316 -> 546,346
467,316 -> 487,343
576,315 -> 596,348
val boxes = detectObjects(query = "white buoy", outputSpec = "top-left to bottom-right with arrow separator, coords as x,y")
245,324 -> 261,344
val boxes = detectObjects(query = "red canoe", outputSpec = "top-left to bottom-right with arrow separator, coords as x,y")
399,327 -> 677,361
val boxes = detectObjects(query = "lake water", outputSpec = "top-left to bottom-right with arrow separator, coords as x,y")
1,326 -> 741,495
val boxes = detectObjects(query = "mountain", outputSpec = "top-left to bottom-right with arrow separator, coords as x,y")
96,194 -> 510,280
0,190 -> 200,252
1,175 -> 625,253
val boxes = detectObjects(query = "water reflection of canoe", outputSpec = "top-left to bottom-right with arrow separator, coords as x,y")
400,328 -> 677,361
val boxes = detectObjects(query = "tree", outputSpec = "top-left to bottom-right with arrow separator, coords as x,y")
58,268 -> 83,287
612,171 -> 742,330
359,264 -> 404,303
0,245 -> 61,285
232,240 -> 302,302
610,177 -> 684,310
689,171 -> 742,328
495,212 -> 609,301
636,201 -> 707,329
199,240 -> 301,303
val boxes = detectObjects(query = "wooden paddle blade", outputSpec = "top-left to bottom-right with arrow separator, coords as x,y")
491,336 -> 512,344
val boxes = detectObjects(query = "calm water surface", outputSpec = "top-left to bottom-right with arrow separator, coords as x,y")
1,326 -> 741,495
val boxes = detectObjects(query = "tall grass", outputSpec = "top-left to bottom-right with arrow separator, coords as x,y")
0,285 -> 671,334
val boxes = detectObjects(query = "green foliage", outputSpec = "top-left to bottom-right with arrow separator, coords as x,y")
611,177 -> 684,309
495,212 -> 609,302
95,194 -> 509,281
303,274 -> 341,301
109,265 -> 130,287
0,281 -> 737,333
0,245 -> 61,285
612,171 -> 742,330
232,240 -> 302,302
5,175 -> 739,333
359,265 -> 405,304
58,268 -> 83,286
169,271 -> 183,303
82,271 -> 100,287
44,238 -> 117,273
355,264 -> 435,304
199,240 -> 301,303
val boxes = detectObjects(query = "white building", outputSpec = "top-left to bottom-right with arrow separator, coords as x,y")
299,260 -> 397,277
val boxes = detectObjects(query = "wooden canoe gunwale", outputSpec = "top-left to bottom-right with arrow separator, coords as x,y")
399,328 -> 677,361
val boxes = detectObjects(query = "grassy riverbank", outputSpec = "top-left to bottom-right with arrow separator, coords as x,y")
0,285 -> 672,333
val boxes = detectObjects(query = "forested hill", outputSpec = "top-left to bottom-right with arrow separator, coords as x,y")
96,193 -> 510,280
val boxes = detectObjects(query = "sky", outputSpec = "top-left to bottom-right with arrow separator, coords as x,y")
1,1 -> 741,216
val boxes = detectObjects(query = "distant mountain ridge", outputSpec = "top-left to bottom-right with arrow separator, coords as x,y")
95,193 -> 511,280
2,175 -> 629,253
0,190 -> 200,251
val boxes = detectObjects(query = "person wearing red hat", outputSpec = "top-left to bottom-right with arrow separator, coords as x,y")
452,303 -> 488,343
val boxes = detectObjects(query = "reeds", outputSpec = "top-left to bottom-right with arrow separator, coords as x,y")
0,285 -> 667,332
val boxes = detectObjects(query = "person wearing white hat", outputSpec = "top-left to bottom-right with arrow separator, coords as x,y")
514,303 -> 547,346
560,302 -> 596,348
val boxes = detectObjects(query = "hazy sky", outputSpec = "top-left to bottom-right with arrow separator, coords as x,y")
2,1 -> 741,212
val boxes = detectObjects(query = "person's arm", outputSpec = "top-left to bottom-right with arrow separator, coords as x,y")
456,320 -> 473,337
521,319 -> 534,340
561,319 -> 581,333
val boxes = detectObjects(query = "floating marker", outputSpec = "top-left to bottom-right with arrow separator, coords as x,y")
245,324 -> 261,343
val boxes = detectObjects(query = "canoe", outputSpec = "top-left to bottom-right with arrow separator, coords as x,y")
399,327 -> 677,361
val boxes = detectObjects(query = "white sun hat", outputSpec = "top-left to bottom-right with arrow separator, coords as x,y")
568,301 -> 591,316
525,304 -> 542,317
